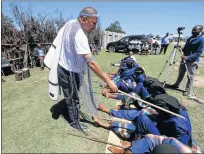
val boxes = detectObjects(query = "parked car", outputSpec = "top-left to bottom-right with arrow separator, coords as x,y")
106,35 -> 152,52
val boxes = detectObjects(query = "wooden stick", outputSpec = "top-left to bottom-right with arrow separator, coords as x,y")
118,90 -> 185,119
97,80 -> 185,119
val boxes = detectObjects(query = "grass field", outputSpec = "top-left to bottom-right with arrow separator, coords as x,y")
2,44 -> 204,153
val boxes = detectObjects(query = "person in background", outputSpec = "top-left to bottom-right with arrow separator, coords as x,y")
94,39 -> 99,55
151,41 -> 160,55
142,42 -> 149,55
34,43 -> 46,71
159,32 -> 171,54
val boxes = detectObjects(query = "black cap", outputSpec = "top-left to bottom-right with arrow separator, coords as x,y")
151,144 -> 181,154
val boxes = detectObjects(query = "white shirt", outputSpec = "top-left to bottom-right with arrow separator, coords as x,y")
58,20 -> 91,73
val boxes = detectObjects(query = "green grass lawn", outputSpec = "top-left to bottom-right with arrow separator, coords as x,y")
2,44 -> 204,153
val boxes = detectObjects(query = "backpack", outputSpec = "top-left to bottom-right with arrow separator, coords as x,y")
152,94 -> 181,113
143,76 -> 166,98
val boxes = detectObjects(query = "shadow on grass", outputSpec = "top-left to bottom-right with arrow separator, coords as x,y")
164,83 -> 185,93
50,99 -> 101,129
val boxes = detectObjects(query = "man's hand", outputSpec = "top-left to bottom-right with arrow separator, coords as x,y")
181,55 -> 187,60
106,80 -> 118,93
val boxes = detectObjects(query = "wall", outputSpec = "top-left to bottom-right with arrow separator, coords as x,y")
101,31 -> 125,49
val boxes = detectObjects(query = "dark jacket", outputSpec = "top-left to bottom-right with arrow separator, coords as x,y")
183,35 -> 204,62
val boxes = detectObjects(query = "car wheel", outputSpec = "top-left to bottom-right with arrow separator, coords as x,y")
108,46 -> 116,52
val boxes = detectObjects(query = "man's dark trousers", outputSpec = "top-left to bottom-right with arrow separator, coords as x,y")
159,44 -> 169,54
57,64 -> 81,128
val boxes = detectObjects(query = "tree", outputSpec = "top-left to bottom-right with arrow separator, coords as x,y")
9,3 -> 69,43
155,35 -> 161,40
1,13 -> 14,29
1,13 -> 17,44
147,33 -> 154,38
54,12 -> 66,32
105,21 -> 125,34
87,18 -> 103,46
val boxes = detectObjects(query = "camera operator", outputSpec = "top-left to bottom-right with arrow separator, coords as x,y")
170,25 -> 204,96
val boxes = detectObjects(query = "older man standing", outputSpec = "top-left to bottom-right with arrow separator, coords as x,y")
170,25 -> 204,96
47,7 -> 118,131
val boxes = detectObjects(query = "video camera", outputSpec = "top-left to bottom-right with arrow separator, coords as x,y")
177,27 -> 185,33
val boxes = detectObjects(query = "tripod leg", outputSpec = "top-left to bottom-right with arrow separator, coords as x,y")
163,48 -> 177,87
1,69 -> 5,76
157,49 -> 174,79
173,49 -> 177,64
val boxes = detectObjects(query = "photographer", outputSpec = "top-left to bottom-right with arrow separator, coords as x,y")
170,25 -> 204,96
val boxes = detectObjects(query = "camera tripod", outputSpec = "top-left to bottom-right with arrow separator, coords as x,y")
157,43 -> 185,87
157,30 -> 204,104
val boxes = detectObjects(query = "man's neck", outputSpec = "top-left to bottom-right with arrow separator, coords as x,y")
192,34 -> 201,38
77,18 -> 87,35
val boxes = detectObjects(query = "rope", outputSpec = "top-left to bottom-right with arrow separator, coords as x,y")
66,130 -> 125,149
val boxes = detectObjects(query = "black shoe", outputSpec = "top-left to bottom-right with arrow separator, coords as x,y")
72,122 -> 88,131
169,84 -> 179,89
52,113 -> 60,120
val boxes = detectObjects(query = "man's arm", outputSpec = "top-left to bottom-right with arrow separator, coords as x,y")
185,39 -> 204,61
83,53 -> 118,92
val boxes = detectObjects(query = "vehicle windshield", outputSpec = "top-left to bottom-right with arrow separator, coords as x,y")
119,37 -> 129,42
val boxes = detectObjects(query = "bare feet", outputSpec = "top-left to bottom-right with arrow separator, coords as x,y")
92,116 -> 100,124
92,115 -> 111,128
105,93 -> 111,98
114,105 -> 121,110
120,140 -> 131,148
98,104 -> 107,112
102,89 -> 111,98
108,146 -> 124,154
92,115 -> 100,127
